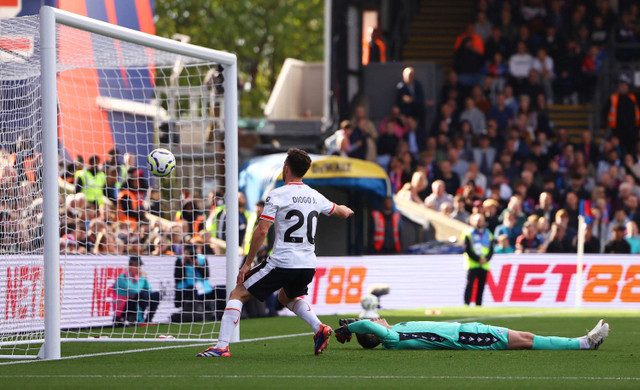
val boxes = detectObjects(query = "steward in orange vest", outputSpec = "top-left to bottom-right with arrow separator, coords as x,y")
605,80 -> 640,154
369,197 -> 402,253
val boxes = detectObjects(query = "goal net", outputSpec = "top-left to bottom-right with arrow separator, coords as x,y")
0,8 -> 239,359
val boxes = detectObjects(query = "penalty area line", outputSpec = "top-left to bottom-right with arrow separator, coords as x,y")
0,332 -> 311,367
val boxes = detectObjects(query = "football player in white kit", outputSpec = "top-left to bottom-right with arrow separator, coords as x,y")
198,148 -> 354,357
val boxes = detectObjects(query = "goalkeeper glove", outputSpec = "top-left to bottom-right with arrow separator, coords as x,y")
334,325 -> 352,344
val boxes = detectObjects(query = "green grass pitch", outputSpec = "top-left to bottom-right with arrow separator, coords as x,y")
0,308 -> 638,389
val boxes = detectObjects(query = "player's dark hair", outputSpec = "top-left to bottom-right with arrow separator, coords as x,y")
285,148 -> 311,178
356,333 -> 381,349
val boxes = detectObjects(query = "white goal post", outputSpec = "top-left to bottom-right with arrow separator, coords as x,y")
0,6 -> 239,360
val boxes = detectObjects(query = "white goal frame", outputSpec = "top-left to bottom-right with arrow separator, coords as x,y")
39,6 -> 239,360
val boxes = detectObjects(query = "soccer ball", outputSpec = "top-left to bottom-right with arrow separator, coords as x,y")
359,294 -> 380,319
147,148 -> 176,177
360,294 -> 379,311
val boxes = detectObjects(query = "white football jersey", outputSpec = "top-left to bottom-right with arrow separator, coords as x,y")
260,182 -> 336,268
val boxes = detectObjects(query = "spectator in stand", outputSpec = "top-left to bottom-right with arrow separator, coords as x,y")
451,195 -> 470,224
494,210 -> 521,247
544,223 -> 573,253
577,130 -> 600,167
483,198 -> 500,232
462,213 -> 494,306
441,70 -> 463,107
396,67 -> 426,122
75,154 -> 106,207
555,209 -> 577,242
590,14 -> 609,48
424,179 -> 453,211
508,41 -> 534,94
500,6 -> 518,43
379,106 -> 408,140
448,147 -> 469,181
564,191 -> 581,231
521,70 -> 546,111
487,92 -> 513,132
440,202 -> 453,218
369,197 -> 402,254
598,0 -> 617,31
533,191 -> 557,221
485,26 -> 511,62
541,24 -> 563,63
388,156 -> 411,194
494,233 -> 514,253
555,39 -> 583,105
454,24 -> 485,56
397,165 -> 428,204
346,119 -> 368,160
515,220 -> 543,254
436,160 -> 460,196
459,97 -> 487,136
474,10 -> 492,41
503,84 -> 519,114
403,116 -> 423,161
614,11 -> 638,61
362,26 -> 386,66
482,52 -> 509,99
575,223 -> 601,254
532,48 -> 554,104
454,37 -> 485,87
377,120 -> 400,170
604,224 -> 631,254
581,46 -> 603,103
352,106 -> 378,163
462,162 -> 488,194
603,77 -> 640,156
471,85 -> 491,115
626,221 -> 640,254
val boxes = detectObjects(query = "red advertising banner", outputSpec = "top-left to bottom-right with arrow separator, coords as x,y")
0,254 -> 637,333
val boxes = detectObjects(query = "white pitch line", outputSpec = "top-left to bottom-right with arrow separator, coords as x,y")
0,374 -> 637,381
0,332 -> 311,367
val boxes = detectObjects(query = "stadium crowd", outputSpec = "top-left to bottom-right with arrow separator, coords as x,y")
2,1 -> 640,258
331,0 -> 640,254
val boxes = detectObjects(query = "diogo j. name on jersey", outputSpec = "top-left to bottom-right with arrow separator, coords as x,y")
259,182 -> 336,269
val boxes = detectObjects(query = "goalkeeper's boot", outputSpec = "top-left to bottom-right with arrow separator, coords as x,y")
314,324 -> 332,355
334,324 -> 353,344
586,319 -> 609,350
196,346 -> 230,357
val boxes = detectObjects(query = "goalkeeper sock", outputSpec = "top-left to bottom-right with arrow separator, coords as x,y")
287,298 -> 321,334
215,299 -> 243,349
532,335 -> 581,350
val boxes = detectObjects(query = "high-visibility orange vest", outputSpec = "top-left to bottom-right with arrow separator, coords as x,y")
608,93 -> 640,129
24,154 -> 39,182
371,210 -> 401,252
362,38 -> 387,65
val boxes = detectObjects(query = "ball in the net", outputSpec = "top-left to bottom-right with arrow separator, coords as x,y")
147,148 -> 176,177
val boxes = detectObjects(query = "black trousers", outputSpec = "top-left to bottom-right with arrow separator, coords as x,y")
120,291 -> 160,323
464,267 -> 488,306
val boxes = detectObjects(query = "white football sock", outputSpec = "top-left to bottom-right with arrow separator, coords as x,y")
287,297 -> 322,333
578,336 -> 590,350
215,299 -> 243,349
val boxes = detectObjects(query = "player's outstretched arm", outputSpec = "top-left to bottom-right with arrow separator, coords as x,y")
332,204 -> 354,219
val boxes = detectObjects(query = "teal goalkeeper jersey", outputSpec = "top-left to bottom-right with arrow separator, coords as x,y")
347,320 -> 509,350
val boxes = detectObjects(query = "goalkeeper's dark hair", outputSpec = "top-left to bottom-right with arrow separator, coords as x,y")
356,333 -> 381,349
285,148 -> 312,178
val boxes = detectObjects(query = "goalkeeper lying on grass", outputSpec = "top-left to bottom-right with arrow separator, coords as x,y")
335,318 -> 609,351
